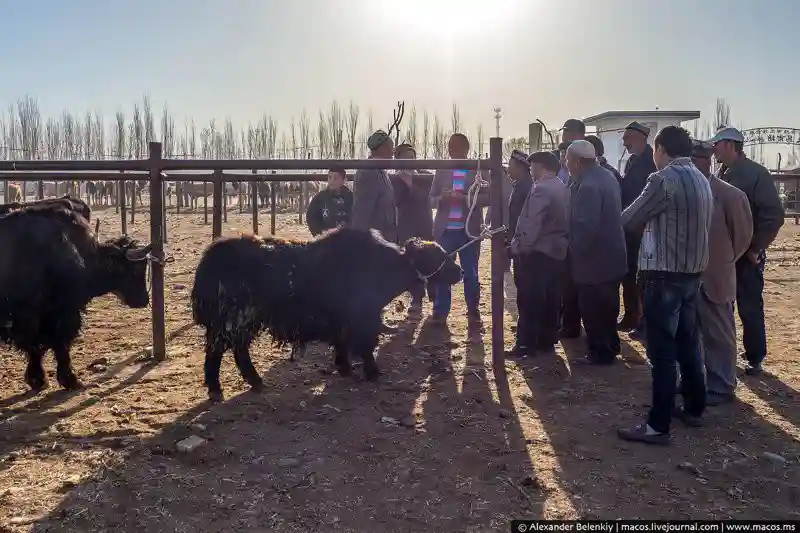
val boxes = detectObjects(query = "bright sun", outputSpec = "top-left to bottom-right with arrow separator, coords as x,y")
377,0 -> 519,36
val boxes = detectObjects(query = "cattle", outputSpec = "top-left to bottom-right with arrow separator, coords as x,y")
41,181 -> 78,199
0,204 -> 152,391
190,228 -> 463,401
0,195 -> 91,221
180,181 -> 241,210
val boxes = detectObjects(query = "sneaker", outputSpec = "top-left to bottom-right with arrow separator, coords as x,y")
744,362 -> 762,376
505,346 -> 530,359
617,423 -> 670,446
672,406 -> 703,427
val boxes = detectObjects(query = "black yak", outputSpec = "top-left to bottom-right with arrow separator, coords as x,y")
0,195 -> 91,222
191,227 -> 463,401
0,204 -> 152,391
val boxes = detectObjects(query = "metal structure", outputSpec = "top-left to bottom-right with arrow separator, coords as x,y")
0,140 -> 508,377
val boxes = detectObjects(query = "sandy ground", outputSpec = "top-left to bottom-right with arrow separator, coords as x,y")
0,199 -> 798,532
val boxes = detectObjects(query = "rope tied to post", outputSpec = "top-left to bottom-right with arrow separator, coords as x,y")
145,251 -> 175,293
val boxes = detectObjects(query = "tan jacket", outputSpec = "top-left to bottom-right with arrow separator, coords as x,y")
702,175 -> 753,304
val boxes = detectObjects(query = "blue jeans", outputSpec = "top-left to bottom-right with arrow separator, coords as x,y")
642,272 -> 706,434
433,229 -> 480,318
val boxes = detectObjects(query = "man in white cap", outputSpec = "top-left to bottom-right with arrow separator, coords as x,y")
709,127 -> 785,375
565,140 -> 628,365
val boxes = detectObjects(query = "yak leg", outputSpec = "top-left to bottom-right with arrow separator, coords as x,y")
24,346 -> 47,391
333,342 -> 352,376
204,332 -> 227,402
232,337 -> 263,393
351,319 -> 382,381
53,344 -> 82,390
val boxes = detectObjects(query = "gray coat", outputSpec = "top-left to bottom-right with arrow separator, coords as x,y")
429,169 -> 490,240
351,167 -> 397,242
569,164 -> 628,285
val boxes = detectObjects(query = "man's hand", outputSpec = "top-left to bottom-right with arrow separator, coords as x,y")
745,249 -> 761,265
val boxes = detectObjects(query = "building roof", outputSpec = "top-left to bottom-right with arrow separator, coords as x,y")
582,110 -> 701,125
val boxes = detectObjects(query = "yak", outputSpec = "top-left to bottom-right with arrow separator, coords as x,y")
0,195 -> 91,222
0,204 -> 152,391
191,227 -> 463,401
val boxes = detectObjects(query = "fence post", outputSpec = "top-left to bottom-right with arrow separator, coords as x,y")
119,172 -> 128,236
162,178 -> 168,244
222,179 -> 228,223
251,169 -> 259,234
130,176 -> 137,223
489,137 -> 505,378
212,170 -> 223,240
270,180 -> 277,235
3,180 -> 7,203
148,142 -> 167,361
203,181 -> 209,224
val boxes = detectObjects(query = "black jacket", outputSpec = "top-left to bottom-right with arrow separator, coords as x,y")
306,186 -> 353,236
390,172 -> 434,243
507,175 -> 533,240
620,144 -> 657,209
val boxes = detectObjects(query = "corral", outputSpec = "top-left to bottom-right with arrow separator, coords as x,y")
1,161 -> 799,532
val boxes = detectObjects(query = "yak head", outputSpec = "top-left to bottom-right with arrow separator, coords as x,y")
95,235 -> 153,309
402,238 -> 462,287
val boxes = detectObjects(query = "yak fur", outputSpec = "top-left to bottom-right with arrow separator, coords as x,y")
191,227 -> 462,400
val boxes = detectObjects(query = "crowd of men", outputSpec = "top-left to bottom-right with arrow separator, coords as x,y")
304,121 -> 785,445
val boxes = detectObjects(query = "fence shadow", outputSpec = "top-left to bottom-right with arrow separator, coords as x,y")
31,309 -> 539,532
741,369 -> 800,430
517,338 -> 800,519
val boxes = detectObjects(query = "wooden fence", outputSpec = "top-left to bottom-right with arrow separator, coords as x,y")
0,138 -> 508,377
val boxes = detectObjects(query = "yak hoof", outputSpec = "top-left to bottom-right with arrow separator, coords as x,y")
25,375 -> 48,392
248,379 -> 264,393
208,390 -> 224,403
337,365 -> 352,377
58,374 -> 83,391
364,367 -> 380,382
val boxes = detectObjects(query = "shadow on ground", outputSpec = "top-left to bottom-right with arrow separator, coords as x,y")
28,312 -> 540,532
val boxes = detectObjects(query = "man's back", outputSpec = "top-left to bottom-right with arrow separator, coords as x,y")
569,164 -> 628,285
623,158 -> 713,274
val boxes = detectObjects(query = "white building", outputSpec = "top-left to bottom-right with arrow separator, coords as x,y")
582,110 -> 701,172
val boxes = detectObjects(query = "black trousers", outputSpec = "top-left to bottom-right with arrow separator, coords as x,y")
620,232 -> 642,325
514,252 -> 562,349
560,255 -> 581,334
577,280 -> 621,362
736,254 -> 767,365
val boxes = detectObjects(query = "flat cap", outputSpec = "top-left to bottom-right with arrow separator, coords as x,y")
691,139 -> 713,158
625,122 -> 650,137
528,151 -> 561,171
367,130 -> 391,150
707,127 -> 744,144
561,118 -> 586,134
566,139 -> 596,159
509,149 -> 530,167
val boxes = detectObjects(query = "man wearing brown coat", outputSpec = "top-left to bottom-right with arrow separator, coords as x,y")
691,140 -> 753,405
352,130 -> 398,243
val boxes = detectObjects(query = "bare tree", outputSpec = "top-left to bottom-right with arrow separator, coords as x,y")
406,105 -> 418,149
328,100 -> 344,158
94,112 -> 106,159
366,109 -> 374,135
161,105 -> 175,157
114,112 -> 126,159
143,94 -> 155,145
451,103 -> 462,135
131,104 -> 144,159
17,96 -> 42,161
299,110 -> 310,158
317,110 -> 329,158
432,115 -> 445,158
345,100 -> 360,158
44,118 -> 61,160
290,118 -> 298,159
713,97 -> 731,131
422,109 -> 430,158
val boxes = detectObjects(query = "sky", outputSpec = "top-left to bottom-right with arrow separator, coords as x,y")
2,0 -> 799,162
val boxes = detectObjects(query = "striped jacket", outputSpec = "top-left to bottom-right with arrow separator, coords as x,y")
620,157 -> 713,274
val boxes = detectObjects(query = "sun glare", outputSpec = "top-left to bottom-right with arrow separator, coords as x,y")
378,0 -> 520,36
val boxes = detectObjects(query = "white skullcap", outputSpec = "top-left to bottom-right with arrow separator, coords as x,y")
566,140 -> 596,159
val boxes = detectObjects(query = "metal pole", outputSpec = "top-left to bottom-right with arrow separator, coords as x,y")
251,169 -> 259,234
148,142 -> 167,361
212,169 -> 223,240
489,137 -> 505,377
119,172 -> 127,236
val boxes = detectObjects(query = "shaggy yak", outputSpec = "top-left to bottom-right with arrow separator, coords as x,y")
191,227 -> 463,401
0,195 -> 91,222
0,204 -> 152,391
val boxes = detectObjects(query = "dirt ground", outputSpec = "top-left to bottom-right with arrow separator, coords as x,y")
1,199 -> 799,532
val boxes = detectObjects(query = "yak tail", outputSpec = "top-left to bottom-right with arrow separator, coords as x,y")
190,280 -> 220,328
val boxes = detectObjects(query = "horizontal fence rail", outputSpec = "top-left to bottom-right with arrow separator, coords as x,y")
0,158 -> 491,173
0,140 -> 508,374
